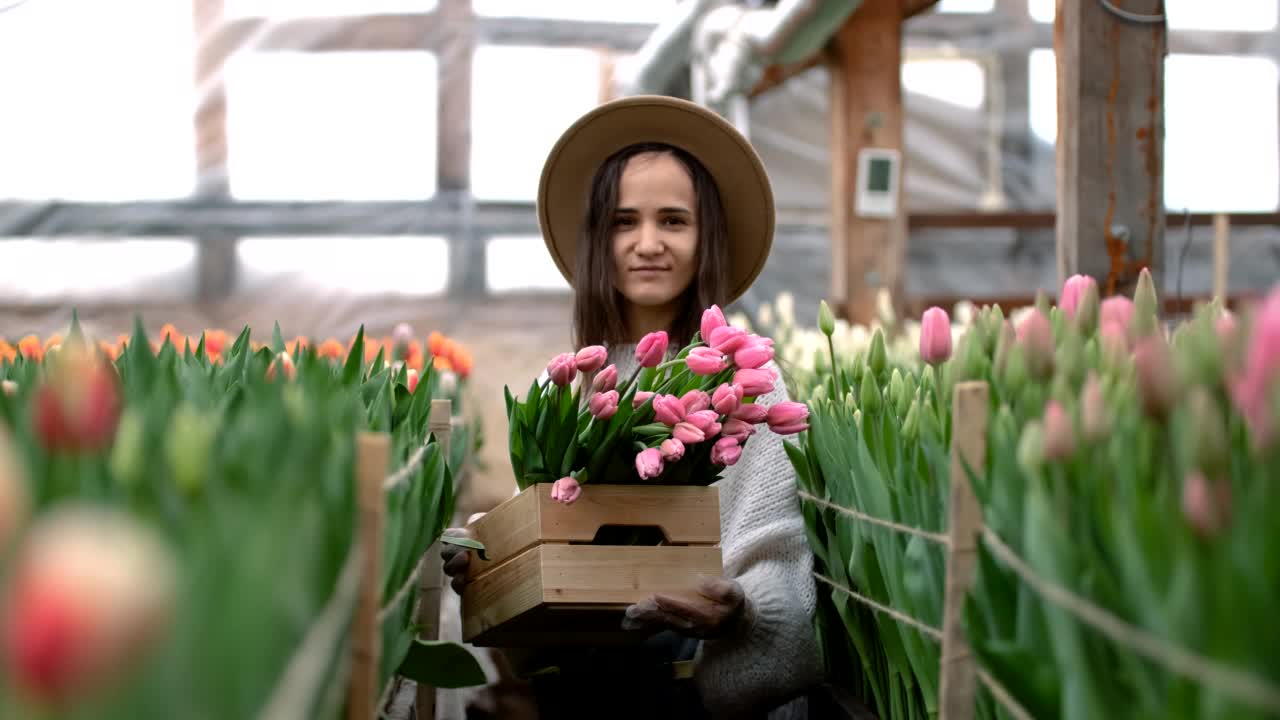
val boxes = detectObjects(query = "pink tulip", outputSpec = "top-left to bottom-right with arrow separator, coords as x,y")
635,331 -> 668,368
673,422 -> 705,445
1215,311 -> 1238,348
701,305 -> 727,344
547,353 -> 578,386
591,364 -> 618,393
632,391 -> 655,408
766,402 -> 810,434
734,368 -> 777,397
1229,287 -> 1280,447
1041,401 -> 1076,460
1016,310 -> 1055,379
659,438 -> 685,462
712,383 -> 744,415
652,394 -> 686,426
710,437 -> 743,466
685,410 -> 721,435
1059,274 -> 1096,319
686,347 -> 729,375
919,307 -> 953,365
406,368 -> 420,394
1181,471 -> 1232,539
550,476 -> 583,505
1080,372 -> 1109,443
635,447 -> 664,479
709,326 -> 748,354
721,418 -> 756,442
732,402 -> 768,424
734,341 -> 775,370
1100,296 -> 1135,335
575,345 -> 608,373
681,389 -> 711,414
589,390 -> 620,420
392,322 -> 414,347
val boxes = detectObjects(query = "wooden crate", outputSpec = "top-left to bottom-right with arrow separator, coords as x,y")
460,483 -> 722,647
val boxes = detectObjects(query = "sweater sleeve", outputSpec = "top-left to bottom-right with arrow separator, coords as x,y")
692,369 -> 823,717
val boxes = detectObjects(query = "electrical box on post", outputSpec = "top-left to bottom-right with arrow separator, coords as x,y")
854,147 -> 901,219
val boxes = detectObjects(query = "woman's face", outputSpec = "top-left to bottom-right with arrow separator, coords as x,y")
610,151 -> 699,313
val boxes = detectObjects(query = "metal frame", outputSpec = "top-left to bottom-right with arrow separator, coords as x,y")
2,0 -> 1276,305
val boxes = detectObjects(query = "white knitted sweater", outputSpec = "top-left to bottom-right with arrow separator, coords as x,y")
606,344 -> 823,718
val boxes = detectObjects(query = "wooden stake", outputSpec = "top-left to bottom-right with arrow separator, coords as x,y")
414,399 -> 453,720
1213,213 -> 1230,302
938,381 -> 990,720
349,432 -> 390,720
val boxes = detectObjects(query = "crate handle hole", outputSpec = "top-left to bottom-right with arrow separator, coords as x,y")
581,524 -> 670,546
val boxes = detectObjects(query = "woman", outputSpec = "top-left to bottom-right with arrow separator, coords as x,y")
444,95 -> 822,719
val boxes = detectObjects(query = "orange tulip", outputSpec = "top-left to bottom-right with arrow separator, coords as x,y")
18,336 -> 43,362
0,340 -> 16,364
433,355 -> 454,372
202,330 -> 228,358
96,341 -> 119,362
157,324 -> 182,348
43,334 -> 63,352
428,331 -> 445,357
317,339 -> 345,361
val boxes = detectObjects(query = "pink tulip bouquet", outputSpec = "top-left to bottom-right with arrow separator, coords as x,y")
505,306 -> 808,505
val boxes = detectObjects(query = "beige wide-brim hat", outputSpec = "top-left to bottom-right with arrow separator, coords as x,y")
537,95 -> 775,304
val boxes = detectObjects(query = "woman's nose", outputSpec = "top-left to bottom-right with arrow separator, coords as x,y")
635,221 -> 664,255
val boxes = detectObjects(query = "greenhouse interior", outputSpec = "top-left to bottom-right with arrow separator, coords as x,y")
1,0 -> 1277,718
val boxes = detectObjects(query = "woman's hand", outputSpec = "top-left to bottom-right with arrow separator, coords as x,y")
621,575 -> 755,640
441,513 -> 486,595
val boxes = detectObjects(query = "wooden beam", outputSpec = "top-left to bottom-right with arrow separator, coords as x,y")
903,292 -> 1261,317
193,0 -> 229,198
830,0 -> 907,326
749,52 -> 828,99
1055,0 -> 1168,297
435,0 -> 474,193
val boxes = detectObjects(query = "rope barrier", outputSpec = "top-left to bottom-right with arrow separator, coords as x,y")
812,571 -> 943,641
382,439 -> 431,492
377,560 -> 424,625
976,668 -> 1036,720
981,528 -> 1280,715
799,490 -> 951,547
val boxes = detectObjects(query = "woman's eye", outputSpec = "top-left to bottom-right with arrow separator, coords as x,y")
612,216 -> 635,228
662,216 -> 688,227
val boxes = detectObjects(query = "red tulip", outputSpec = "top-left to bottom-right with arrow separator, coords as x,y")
406,368 -> 420,394
33,348 -> 120,453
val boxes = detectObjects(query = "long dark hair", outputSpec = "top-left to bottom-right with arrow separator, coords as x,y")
572,142 -> 729,350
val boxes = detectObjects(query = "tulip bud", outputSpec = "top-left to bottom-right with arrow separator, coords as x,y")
1075,280 -> 1100,336
574,345 -> 608,373
2,506 -> 177,705
632,391 -> 654,409
634,331 -> 669,368
551,476 -> 583,505
849,353 -> 865,385
993,320 -> 1017,376
1100,296 -> 1136,338
652,394 -> 686,426
659,438 -> 685,462
868,329 -> 888,381
0,426 -> 29,555
919,397 -> 943,441
672,422 -> 705,445
589,390 -> 620,420
1017,421 -> 1046,476
766,401 -> 810,435
1134,334 -> 1180,420
889,369 -> 907,416
734,368 -> 777,397
1059,274 -> 1096,320
1181,471 -> 1232,540
734,340 -> 775,370
1041,401 -> 1076,461
1001,345 -> 1029,399
1016,310 -> 1055,380
33,347 -> 121,453
701,305 -> 728,344
983,305 -> 1006,354
712,383 -> 744,416
1132,267 -> 1159,338
859,374 -> 881,416
1079,372 -> 1109,443
591,364 -> 618,394
1054,327 -> 1086,387
1227,288 -> 1280,450
710,437 -> 743,466
818,300 -> 836,337
919,307 -> 953,366
634,447 -> 664,479
844,391 -> 858,415
955,329 -> 987,383
1184,387 -> 1229,478
1,380 -> 16,397
681,390 -> 712,415
165,404 -> 217,497
546,353 -> 578,386
709,326 -> 749,354
108,409 -> 146,488
901,399 -> 920,443
732,402 -> 768,424
266,351 -> 296,382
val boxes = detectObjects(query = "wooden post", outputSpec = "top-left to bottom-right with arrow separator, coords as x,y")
349,432 -> 390,720
1055,0 -> 1167,298
938,381 -> 989,720
414,399 -> 453,719
828,0 -> 907,326
1212,213 -> 1230,301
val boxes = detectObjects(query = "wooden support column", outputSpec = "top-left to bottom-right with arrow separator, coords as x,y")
436,0 -> 474,193
1055,0 -> 1167,297
193,0 -> 237,301
829,0 -> 907,326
